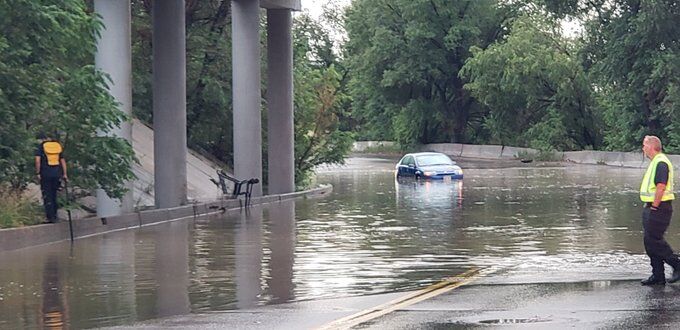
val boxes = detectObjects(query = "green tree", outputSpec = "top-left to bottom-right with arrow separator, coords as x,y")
345,0 -> 510,146
292,11 -> 353,188
461,15 -> 600,150
541,0 -> 680,152
0,0 -> 135,198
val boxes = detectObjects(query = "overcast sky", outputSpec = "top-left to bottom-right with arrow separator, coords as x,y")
300,0 -> 351,18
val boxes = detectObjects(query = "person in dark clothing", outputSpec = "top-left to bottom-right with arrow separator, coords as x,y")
35,134 -> 68,223
639,135 -> 680,285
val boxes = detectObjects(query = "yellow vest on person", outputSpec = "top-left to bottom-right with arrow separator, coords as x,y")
640,153 -> 675,202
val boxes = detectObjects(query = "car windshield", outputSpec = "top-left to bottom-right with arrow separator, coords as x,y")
416,154 -> 453,166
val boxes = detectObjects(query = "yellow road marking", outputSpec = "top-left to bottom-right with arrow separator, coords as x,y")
317,268 -> 482,330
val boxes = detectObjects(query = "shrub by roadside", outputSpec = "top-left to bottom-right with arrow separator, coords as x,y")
0,188 -> 42,228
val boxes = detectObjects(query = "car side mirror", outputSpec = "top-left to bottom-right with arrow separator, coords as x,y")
408,164 -> 415,168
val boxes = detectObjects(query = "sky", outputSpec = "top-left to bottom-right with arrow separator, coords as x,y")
300,0 -> 351,18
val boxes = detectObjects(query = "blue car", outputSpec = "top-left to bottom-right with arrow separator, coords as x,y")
396,152 -> 463,180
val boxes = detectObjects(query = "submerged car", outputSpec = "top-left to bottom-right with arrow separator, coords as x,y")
396,152 -> 463,180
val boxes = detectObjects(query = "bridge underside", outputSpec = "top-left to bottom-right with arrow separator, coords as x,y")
94,0 -> 299,216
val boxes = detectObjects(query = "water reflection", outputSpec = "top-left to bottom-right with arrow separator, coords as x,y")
266,201 -> 296,303
235,206 -> 263,309
0,164 -> 670,327
395,177 -> 463,209
41,256 -> 67,329
155,222 -> 190,316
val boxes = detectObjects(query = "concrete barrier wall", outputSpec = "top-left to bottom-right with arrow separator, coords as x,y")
352,141 -> 396,152
423,143 -> 526,159
500,146 -> 536,159
423,143 -> 534,159
461,144 -> 503,159
668,155 -> 680,169
420,143 -> 680,170
0,185 -> 333,253
423,143 -> 464,157
354,141 -> 673,169
562,151 -> 647,168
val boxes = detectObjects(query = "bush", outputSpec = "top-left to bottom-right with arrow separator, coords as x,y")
0,188 -> 42,228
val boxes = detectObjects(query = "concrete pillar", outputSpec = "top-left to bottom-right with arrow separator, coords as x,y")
152,0 -> 187,208
94,0 -> 133,217
232,0 -> 263,197
267,9 -> 295,194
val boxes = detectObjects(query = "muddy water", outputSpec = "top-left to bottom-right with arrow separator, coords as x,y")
0,159 -> 671,328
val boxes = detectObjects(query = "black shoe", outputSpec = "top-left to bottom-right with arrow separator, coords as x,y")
669,269 -> 680,283
641,275 -> 666,285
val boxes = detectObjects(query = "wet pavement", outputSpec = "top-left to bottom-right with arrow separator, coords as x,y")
2,156 -> 680,328
359,280 -> 680,329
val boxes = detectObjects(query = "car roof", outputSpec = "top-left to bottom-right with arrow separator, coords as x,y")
403,152 -> 449,157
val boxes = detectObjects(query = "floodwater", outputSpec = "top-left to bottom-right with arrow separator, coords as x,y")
0,157 -> 673,328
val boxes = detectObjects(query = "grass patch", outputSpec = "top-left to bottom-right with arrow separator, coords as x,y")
0,188 -> 43,229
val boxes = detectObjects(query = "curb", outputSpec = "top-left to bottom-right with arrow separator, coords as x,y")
0,184 -> 333,253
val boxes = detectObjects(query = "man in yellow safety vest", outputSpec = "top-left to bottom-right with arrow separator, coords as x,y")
35,133 -> 68,223
639,135 -> 680,285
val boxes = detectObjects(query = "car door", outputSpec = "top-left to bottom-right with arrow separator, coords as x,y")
397,155 -> 413,177
403,156 -> 415,177
397,156 -> 408,176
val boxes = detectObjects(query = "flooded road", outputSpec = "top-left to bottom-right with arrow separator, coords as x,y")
0,157 -> 673,328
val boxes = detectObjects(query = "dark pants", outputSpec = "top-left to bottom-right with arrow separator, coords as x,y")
40,176 -> 60,222
642,207 -> 680,277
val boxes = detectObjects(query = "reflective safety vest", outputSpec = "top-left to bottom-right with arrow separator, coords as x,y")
640,153 -> 675,202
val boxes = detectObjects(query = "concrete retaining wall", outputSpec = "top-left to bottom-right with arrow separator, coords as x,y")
500,146 -> 537,159
131,119 -> 224,207
352,141 -> 396,152
423,143 -> 532,159
421,143 -> 680,170
461,144 -> 503,159
562,151 -> 646,168
425,143 -> 464,157
0,185 -> 333,253
351,140 -> 665,169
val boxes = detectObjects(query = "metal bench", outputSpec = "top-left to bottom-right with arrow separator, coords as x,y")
210,170 -> 259,207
